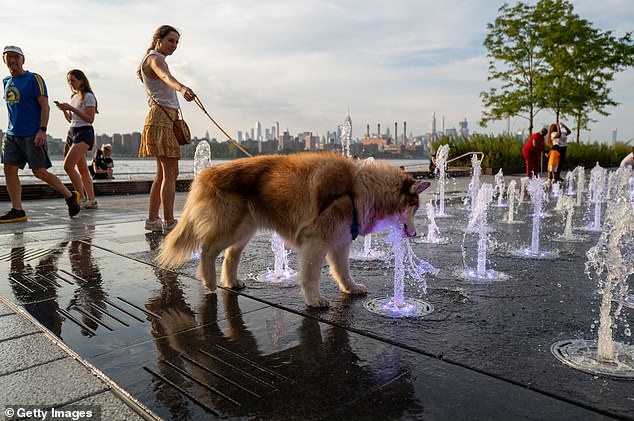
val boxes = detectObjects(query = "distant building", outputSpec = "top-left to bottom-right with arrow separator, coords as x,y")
255,121 -> 262,141
304,133 -> 320,151
459,118 -> 469,137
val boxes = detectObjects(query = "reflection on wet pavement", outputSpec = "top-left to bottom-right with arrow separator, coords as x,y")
0,197 -> 632,420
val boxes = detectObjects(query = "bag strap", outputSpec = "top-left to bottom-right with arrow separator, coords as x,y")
147,93 -> 180,123
140,54 -> 184,122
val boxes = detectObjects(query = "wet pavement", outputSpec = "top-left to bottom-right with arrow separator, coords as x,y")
0,176 -> 632,420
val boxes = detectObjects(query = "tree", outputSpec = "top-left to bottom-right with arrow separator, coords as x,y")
481,0 -> 634,141
539,1 -> 634,142
480,1 -> 551,134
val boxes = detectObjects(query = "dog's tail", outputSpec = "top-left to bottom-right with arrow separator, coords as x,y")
156,205 -> 200,269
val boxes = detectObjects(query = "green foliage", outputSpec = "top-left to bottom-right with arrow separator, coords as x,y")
566,142 -> 631,168
482,0 -> 634,139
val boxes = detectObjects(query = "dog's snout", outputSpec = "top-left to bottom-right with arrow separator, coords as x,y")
403,224 -> 416,238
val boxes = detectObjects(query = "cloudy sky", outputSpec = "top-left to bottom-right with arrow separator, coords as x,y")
2,0 -> 633,144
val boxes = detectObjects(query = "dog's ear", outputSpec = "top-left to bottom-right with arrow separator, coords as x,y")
412,181 -> 431,194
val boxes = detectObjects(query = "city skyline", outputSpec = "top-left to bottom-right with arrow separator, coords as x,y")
2,1 -> 633,144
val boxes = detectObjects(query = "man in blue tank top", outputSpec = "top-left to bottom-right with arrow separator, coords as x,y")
1,45 -> 80,222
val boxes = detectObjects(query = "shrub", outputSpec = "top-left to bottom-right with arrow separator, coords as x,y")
432,135 -> 630,171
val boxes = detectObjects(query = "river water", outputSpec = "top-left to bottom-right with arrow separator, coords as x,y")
2,157 -> 430,183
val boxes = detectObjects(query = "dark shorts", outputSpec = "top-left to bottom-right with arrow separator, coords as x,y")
1,135 -> 52,170
66,126 -> 95,150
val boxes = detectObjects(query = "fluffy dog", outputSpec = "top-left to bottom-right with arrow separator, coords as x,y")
156,152 -> 430,307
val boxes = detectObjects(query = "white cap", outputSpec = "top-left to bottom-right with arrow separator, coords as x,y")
3,46 -> 24,56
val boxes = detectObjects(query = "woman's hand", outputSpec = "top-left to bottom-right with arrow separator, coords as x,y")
179,85 -> 196,102
56,102 -> 72,111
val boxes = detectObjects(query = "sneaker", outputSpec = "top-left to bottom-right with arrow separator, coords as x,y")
162,219 -> 178,235
0,208 -> 27,223
80,199 -> 99,210
145,218 -> 163,232
66,191 -> 81,217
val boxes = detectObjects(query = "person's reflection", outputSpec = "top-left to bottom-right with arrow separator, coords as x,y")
66,231 -> 107,336
7,234 -> 64,337
145,232 -> 197,420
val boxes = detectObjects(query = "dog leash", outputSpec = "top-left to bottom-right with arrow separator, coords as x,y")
193,96 -> 253,158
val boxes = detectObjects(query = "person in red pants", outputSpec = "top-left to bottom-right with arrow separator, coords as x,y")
522,127 -> 547,178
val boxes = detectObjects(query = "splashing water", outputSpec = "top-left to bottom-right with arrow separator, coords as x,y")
510,177 -> 558,259
427,202 -> 439,243
518,177 -> 528,206
576,165 -> 586,207
364,227 -> 438,318
465,154 -> 482,213
552,195 -> 587,243
256,232 -> 297,283
562,195 -> 575,238
435,144 -> 450,217
553,183 -> 564,212
193,140 -> 212,176
505,180 -> 519,224
565,169 -> 576,196
459,184 -> 509,282
493,169 -> 506,207
341,112 -> 352,158
415,202 -> 448,245
552,167 -> 634,378
585,163 -> 607,232
191,141 -> 213,259
528,177 -> 545,254
605,170 -> 617,201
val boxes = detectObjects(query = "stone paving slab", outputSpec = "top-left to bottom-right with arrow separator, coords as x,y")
0,313 -> 40,342
0,333 -> 66,375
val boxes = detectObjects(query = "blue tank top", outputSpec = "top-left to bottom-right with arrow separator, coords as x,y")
3,71 -> 48,136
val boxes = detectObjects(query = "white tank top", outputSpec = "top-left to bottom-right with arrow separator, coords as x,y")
140,50 -> 179,109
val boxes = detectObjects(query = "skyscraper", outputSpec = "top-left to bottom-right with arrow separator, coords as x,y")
255,121 -> 262,141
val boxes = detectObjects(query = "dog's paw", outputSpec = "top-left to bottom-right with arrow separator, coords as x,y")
305,294 -> 330,308
201,279 -> 217,292
347,282 -> 368,295
224,278 -> 246,289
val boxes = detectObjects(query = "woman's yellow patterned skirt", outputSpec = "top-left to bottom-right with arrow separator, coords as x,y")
139,105 -> 181,159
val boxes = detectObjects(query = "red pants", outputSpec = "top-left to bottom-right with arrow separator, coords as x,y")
523,150 -> 540,177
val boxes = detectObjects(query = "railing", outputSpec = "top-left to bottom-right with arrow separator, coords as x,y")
447,151 -> 484,165
400,151 -> 484,172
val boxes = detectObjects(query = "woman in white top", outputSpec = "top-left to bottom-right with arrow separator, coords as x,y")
137,24 -> 196,235
548,122 -> 571,181
56,69 -> 98,209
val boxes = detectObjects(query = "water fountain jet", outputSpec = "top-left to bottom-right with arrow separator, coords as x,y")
435,144 -> 450,217
552,168 -> 634,379
364,228 -> 438,318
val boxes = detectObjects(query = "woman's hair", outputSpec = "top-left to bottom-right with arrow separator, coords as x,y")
102,143 -> 112,152
136,25 -> 180,81
67,69 -> 98,113
547,123 -> 558,141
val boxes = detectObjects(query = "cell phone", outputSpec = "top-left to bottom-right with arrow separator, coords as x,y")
53,100 -> 60,105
